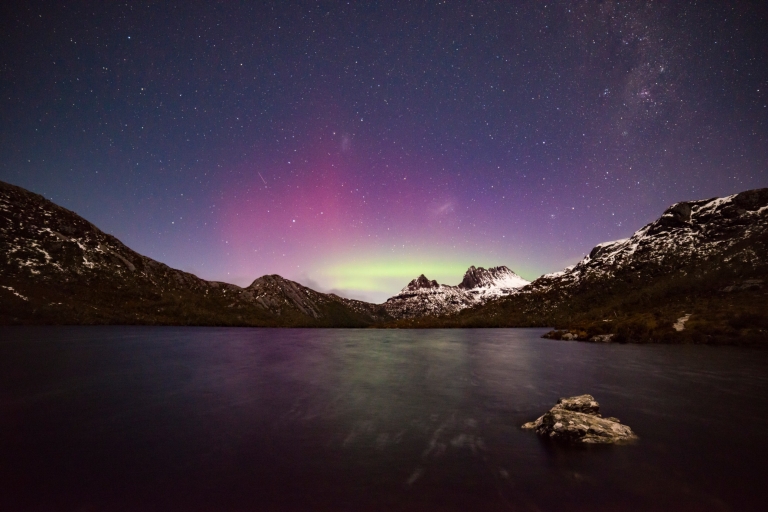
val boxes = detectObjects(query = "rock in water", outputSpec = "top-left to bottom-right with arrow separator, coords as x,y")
522,395 -> 637,444
552,394 -> 601,415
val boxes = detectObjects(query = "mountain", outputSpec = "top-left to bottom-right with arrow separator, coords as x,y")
0,181 -> 389,326
527,190 -> 768,297
383,265 -> 529,319
4,178 -> 767,343
388,189 -> 768,344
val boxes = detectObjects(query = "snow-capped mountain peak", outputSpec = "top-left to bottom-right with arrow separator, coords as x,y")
529,188 -> 768,295
403,274 -> 442,292
459,265 -> 529,290
385,265 -> 530,319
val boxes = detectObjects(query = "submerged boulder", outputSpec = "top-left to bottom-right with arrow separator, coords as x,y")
522,394 -> 636,444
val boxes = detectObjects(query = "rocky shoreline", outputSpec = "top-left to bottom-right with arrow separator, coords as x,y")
541,330 -> 615,343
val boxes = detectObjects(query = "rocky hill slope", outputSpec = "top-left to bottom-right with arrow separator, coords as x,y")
4,179 -> 767,342
0,181 -> 389,326
383,266 -> 529,319
389,189 -> 768,344
528,190 -> 768,297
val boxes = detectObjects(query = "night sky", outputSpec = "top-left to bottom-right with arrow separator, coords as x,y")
2,1 -> 767,302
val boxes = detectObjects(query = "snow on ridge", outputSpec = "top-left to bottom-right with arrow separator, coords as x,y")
594,239 -> 629,250
692,194 -> 737,213
527,190 -> 768,297
541,270 -> 566,280
483,272 -> 530,289
384,188 -> 767,317
385,264 -> 530,318
398,282 -> 455,294
1,285 -> 29,301
396,266 -> 529,296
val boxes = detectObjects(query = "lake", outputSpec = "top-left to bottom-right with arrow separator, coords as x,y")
1,327 -> 767,511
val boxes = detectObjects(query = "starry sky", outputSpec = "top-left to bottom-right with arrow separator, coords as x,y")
2,1 -> 767,303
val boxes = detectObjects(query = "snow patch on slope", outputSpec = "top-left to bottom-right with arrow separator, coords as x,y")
384,265 -> 530,318
527,189 -> 768,296
1,285 -> 28,301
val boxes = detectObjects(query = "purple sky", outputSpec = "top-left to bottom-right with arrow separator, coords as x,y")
2,1 -> 767,302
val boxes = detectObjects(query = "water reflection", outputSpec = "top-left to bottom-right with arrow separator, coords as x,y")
1,326 -> 767,511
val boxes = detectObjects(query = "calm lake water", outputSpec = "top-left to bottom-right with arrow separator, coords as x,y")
1,327 -> 767,511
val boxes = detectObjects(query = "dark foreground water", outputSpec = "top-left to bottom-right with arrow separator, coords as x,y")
1,328 -> 767,511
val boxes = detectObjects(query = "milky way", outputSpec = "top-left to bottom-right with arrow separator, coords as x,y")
1,1 -> 767,302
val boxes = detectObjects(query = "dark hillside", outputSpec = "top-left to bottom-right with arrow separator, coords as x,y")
0,181 -> 389,326
386,190 -> 768,344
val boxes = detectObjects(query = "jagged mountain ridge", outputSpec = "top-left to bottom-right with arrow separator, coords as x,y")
459,265 -> 529,289
383,265 -> 529,319
526,189 -> 768,296
390,188 -> 768,343
3,178 -> 767,341
0,180 -> 388,326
